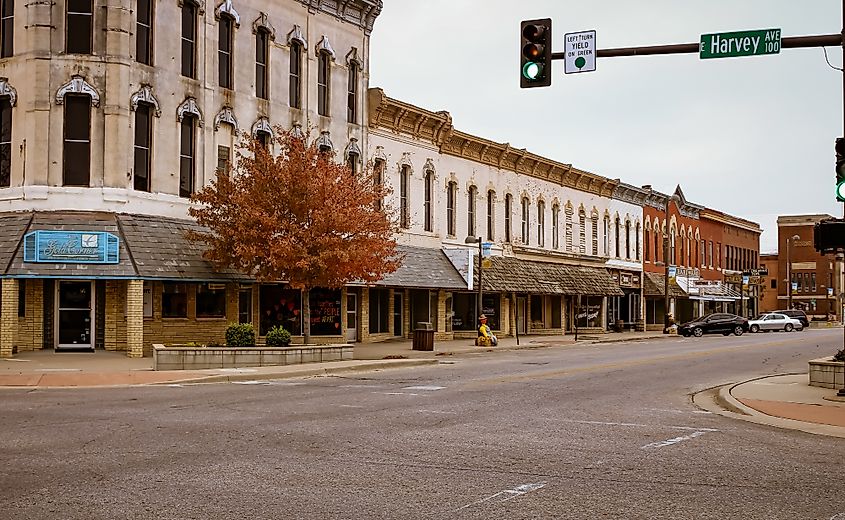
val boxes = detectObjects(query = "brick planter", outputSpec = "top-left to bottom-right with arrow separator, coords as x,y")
153,343 -> 353,371
808,357 -> 845,389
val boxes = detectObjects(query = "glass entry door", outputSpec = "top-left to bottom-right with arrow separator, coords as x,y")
346,293 -> 357,342
57,281 -> 94,350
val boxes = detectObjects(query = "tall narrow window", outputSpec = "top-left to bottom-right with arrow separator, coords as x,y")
317,52 -> 330,117
424,170 -> 434,232
133,104 -> 152,192
218,15 -> 234,88
614,217 -> 621,258
447,181 -> 456,237
67,0 -> 93,54
373,158 -> 384,211
255,30 -> 269,99
521,198 -> 529,245
0,0 -> 12,58
216,145 -> 231,175
179,115 -> 196,197
136,0 -> 152,64
486,190 -> 495,241
347,152 -> 358,176
181,1 -> 197,78
399,165 -> 409,228
625,220 -> 631,259
636,224 -> 641,261
578,210 -> 586,254
256,130 -> 271,149
289,42 -> 302,109
603,216 -> 609,256
565,207 -> 573,252
551,205 -> 559,249
467,186 -> 477,237
591,214 -> 598,255
347,63 -> 359,123
0,97 -> 10,187
62,96 -> 91,186
644,227 -> 650,261
537,200 -> 545,247
504,194 -> 512,242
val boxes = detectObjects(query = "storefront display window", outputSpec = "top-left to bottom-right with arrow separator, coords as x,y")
369,288 -> 390,334
575,296 -> 602,328
310,288 -> 341,336
162,282 -> 188,318
452,293 -> 500,330
196,283 -> 226,318
259,285 -> 301,336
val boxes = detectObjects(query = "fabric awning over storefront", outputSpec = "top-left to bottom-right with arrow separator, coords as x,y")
0,211 -> 251,281
477,256 -> 623,296
689,284 -> 742,302
643,271 -> 687,297
372,245 -> 468,290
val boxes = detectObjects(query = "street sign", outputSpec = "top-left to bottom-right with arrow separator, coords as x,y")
564,30 -> 596,74
700,28 -> 781,59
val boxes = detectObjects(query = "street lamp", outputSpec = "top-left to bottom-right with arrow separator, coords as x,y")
465,236 -> 483,320
786,234 -> 800,309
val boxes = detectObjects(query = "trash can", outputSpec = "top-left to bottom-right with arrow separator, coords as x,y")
412,322 -> 434,351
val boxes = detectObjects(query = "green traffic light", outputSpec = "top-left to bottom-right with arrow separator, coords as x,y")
522,61 -> 543,80
837,180 -> 845,201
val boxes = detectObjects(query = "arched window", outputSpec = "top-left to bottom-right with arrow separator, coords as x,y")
181,0 -> 198,78
447,181 -> 457,237
63,95 -> 92,187
373,158 -> 384,211
521,197 -> 529,245
603,215 -> 610,256
551,204 -> 559,249
537,200 -> 545,247
486,190 -> 495,241
504,194 -> 512,243
578,209 -> 586,254
399,164 -> 410,228
565,206 -> 573,252
317,51 -> 331,116
347,61 -> 359,124
591,213 -> 599,255
289,41 -> 302,109
636,223 -> 641,261
424,170 -> 434,232
218,13 -> 235,89
644,225 -> 650,262
669,226 -> 677,265
467,185 -> 477,237
614,217 -> 621,258
654,223 -> 661,263
178,114 -> 197,197
625,220 -> 631,259
133,102 -> 153,191
679,229 -> 685,266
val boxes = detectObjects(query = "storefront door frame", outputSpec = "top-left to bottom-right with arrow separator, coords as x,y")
55,280 -> 95,350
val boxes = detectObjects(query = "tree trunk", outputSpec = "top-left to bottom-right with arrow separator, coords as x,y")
302,287 -> 311,345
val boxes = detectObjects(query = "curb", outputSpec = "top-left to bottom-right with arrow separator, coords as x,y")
695,375 -> 845,439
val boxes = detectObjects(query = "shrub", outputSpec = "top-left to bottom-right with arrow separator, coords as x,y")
834,349 -> 845,363
266,325 -> 292,347
226,323 -> 256,347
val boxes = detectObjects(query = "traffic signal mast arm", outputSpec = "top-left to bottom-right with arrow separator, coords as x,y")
548,33 -> 841,60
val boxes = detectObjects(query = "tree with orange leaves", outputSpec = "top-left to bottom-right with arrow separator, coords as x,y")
189,128 -> 401,344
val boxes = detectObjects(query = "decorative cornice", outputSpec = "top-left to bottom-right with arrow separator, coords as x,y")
252,12 -> 275,39
316,130 -> 333,151
315,35 -> 335,59
129,84 -> 161,117
177,0 -> 205,15
56,75 -> 100,107
287,24 -> 307,47
176,96 -> 203,126
699,208 -> 762,234
251,117 -> 272,137
214,106 -> 238,131
295,0 -> 382,35
344,137 -> 361,158
215,0 -> 240,25
291,121 -> 304,139
346,47 -> 362,67
373,145 -> 387,162
0,77 -> 17,107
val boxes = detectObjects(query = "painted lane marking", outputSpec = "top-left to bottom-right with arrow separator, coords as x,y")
557,419 -> 719,432
641,431 -> 708,450
378,392 -> 419,396
338,404 -> 365,408
402,385 -> 445,391
337,384 -> 385,388
40,368 -> 82,372
233,381 -> 270,385
416,409 -> 457,414
166,384 -> 184,388
216,368 -> 258,373
454,482 -> 546,512
829,513 -> 845,520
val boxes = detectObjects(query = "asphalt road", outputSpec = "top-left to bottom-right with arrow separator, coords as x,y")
2,329 -> 844,520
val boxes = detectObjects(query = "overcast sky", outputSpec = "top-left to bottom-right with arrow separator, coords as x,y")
368,1 -> 843,254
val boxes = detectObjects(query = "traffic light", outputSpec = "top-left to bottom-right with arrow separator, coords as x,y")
521,19 -> 552,88
814,218 -> 845,254
836,137 -> 845,201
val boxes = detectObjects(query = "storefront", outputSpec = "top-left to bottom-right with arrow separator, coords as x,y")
643,271 -> 687,331
606,269 -> 643,331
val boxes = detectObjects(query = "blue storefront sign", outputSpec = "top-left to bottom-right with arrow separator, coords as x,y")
23,231 -> 120,264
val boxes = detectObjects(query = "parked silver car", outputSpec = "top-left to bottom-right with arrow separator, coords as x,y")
747,313 -> 804,333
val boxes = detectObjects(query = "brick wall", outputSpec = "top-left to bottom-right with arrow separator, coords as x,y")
1,279 -> 18,357
16,279 -> 44,351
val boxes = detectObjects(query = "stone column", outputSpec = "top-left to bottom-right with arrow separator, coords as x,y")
104,281 -> 119,351
1,279 -> 19,357
600,296 -> 608,331
126,280 -> 144,358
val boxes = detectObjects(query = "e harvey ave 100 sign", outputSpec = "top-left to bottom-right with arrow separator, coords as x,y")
700,28 -> 781,59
